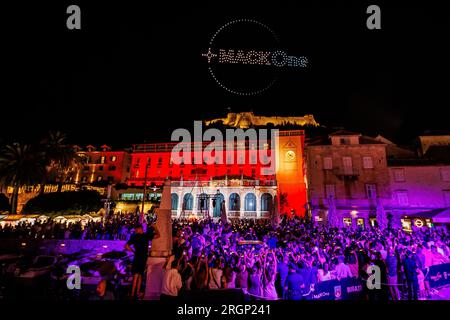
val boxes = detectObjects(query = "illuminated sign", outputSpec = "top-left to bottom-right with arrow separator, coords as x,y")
202,19 -> 309,96
414,219 -> 424,228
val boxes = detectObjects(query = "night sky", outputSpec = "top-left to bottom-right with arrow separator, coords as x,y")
2,1 -> 449,147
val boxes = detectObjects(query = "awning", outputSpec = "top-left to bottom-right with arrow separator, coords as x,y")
406,208 -> 450,223
2,215 -> 26,221
432,208 -> 450,223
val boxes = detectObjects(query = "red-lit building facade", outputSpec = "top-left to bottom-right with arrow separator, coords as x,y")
74,145 -> 131,185
126,130 -> 307,219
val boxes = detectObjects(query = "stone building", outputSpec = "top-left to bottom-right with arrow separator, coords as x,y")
306,130 -> 391,228
73,145 -> 131,185
126,129 -> 307,219
382,135 -> 450,229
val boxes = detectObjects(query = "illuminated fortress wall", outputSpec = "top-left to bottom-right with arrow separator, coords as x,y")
205,112 -> 319,129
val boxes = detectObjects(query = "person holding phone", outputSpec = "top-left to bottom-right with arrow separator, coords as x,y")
125,221 -> 160,299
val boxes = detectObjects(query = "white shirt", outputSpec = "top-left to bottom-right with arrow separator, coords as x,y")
161,269 -> 182,296
208,268 -> 223,289
318,269 -> 333,282
335,263 -> 353,280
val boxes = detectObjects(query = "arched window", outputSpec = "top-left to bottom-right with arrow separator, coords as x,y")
229,193 -> 240,211
171,193 -> 179,210
261,193 -> 273,211
183,193 -> 193,210
212,193 -> 224,218
244,193 -> 256,211
198,193 -> 209,212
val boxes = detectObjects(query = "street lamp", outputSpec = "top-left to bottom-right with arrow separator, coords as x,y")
140,162 -> 150,223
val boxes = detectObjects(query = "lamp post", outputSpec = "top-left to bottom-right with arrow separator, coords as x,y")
140,163 -> 150,224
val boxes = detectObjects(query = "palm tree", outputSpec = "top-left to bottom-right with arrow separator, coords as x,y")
41,131 -> 82,193
0,143 -> 46,214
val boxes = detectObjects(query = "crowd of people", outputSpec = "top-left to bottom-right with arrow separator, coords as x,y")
0,212 -> 145,241
2,213 -> 450,300
158,217 -> 450,300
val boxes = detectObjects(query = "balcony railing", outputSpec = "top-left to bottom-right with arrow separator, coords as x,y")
332,168 -> 359,177
244,211 -> 257,218
132,141 -> 274,153
170,179 -> 277,188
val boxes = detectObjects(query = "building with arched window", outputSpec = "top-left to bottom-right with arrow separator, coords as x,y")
128,128 -> 307,219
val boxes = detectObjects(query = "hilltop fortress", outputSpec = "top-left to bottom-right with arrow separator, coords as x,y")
204,112 -> 319,129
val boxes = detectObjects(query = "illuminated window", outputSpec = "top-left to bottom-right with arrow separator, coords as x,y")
229,193 -> 240,211
198,193 -> 209,211
393,168 -> 405,182
362,156 -> 373,169
110,156 -> 117,162
171,193 -> 179,210
343,218 -> 352,227
100,156 -> 106,164
183,193 -> 193,210
97,176 -> 103,182
323,157 -> 333,170
357,218 -> 365,228
244,193 -> 256,211
369,218 -> 377,227
401,219 -> 412,232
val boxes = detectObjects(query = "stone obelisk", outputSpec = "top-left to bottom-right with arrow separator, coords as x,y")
144,179 -> 173,300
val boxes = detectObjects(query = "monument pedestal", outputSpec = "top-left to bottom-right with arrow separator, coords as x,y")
144,257 -> 166,300
143,179 -> 173,300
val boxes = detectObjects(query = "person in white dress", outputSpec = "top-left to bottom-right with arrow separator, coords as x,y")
318,262 -> 333,282
263,250 -> 279,300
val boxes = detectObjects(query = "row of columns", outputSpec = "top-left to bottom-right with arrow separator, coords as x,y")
171,187 -> 276,219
